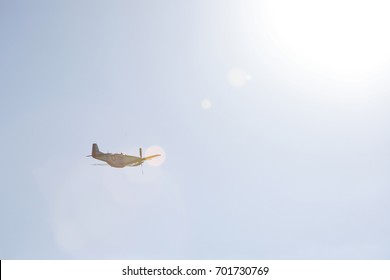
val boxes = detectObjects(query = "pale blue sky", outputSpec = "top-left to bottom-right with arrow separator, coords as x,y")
1,0 -> 390,259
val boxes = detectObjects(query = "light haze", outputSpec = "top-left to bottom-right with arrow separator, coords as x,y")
1,0 -> 390,259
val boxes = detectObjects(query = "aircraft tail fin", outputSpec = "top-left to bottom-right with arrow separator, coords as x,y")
92,143 -> 102,158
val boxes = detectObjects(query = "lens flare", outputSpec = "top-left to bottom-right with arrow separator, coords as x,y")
201,99 -> 212,110
228,68 -> 251,87
145,145 -> 166,166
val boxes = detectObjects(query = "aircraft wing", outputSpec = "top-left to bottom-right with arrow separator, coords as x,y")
143,154 -> 161,161
124,155 -> 143,167
125,155 -> 140,161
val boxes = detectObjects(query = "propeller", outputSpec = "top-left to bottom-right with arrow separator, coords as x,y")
139,147 -> 144,175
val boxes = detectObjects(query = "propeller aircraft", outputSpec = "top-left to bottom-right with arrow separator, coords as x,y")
87,143 -> 161,172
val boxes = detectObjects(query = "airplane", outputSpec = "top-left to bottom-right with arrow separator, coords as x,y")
87,143 -> 161,170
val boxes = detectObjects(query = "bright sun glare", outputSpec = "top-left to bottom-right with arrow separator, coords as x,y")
263,0 -> 390,80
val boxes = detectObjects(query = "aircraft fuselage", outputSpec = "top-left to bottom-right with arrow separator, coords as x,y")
93,153 -> 143,168
89,143 -> 160,168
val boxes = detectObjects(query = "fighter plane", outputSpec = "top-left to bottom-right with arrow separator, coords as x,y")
87,143 -> 161,169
